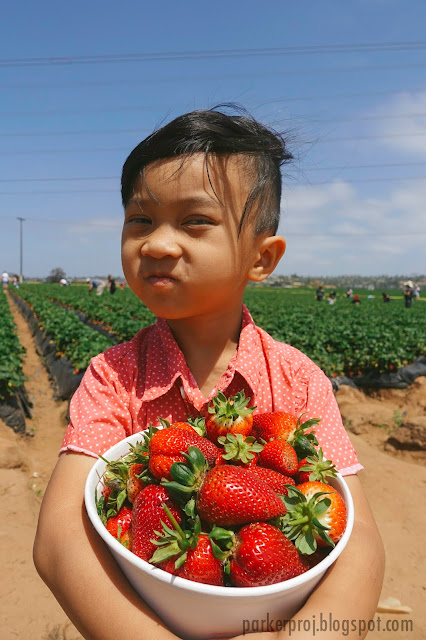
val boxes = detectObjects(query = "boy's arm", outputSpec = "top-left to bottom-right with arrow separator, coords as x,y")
222,474 -> 385,640
33,452 -> 179,640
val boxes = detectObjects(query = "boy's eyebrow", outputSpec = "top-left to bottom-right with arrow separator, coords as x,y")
126,194 -> 221,209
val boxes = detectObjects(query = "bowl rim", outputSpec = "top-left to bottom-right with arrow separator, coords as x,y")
85,430 -> 354,598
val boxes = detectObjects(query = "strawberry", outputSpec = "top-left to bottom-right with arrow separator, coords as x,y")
131,485 -> 182,561
246,466 -> 296,495
205,390 -> 256,444
228,522 -> 308,587
164,447 -> 287,526
296,449 -> 337,485
280,481 -> 347,554
158,416 -> 207,438
257,439 -> 299,476
148,426 -> 219,480
127,463 -> 145,503
253,412 -> 320,460
215,433 -> 263,467
252,411 -> 299,443
197,464 -> 287,525
106,505 -> 132,543
160,535 -> 224,586
150,507 -> 224,586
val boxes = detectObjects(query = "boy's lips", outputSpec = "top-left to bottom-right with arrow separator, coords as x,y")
144,272 -> 179,286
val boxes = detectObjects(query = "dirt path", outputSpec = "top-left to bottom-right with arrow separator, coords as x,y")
0,293 -> 83,640
1,292 -> 425,640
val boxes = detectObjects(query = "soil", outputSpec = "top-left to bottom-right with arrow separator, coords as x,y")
1,292 -> 425,640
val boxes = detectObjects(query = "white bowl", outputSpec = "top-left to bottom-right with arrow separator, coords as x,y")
85,432 -> 354,640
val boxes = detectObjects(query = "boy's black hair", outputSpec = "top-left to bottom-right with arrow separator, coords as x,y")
121,105 -> 293,237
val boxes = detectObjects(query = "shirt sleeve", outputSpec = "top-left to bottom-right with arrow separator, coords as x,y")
293,360 -> 363,476
59,351 -> 133,458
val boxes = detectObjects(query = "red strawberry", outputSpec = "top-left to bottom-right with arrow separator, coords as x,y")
196,464 -> 286,526
253,412 -> 320,460
149,453 -> 187,480
148,427 -> 219,480
252,411 -> 299,442
246,466 -> 296,495
281,482 -> 347,554
229,523 -> 308,587
297,481 -> 347,546
163,446 -> 287,526
156,534 -> 224,586
131,485 -> 182,561
106,506 -> 132,541
205,390 -> 256,444
258,439 -> 298,476
149,505 -> 224,586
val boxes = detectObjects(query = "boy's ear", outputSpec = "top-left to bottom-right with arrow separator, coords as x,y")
247,235 -> 286,282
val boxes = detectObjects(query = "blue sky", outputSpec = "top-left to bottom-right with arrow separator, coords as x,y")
1,0 -> 426,279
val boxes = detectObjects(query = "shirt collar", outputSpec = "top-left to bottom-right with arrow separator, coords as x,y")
141,303 -> 264,406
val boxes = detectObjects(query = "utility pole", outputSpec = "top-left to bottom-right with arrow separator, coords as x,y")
17,217 -> 25,283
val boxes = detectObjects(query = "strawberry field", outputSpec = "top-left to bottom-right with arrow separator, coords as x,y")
6,283 -> 426,393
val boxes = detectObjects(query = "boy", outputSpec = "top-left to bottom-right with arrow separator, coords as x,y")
34,108 -> 385,640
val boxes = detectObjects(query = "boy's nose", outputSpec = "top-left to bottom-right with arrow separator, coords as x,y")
140,226 -> 183,259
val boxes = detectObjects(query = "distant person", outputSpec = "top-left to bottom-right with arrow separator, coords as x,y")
1,270 -> 9,290
346,287 -> 353,299
60,278 -> 68,286
87,277 -> 106,296
352,294 -> 361,305
382,292 -> 391,303
403,285 -> 413,308
327,290 -> 336,304
120,280 -> 126,290
315,285 -> 324,301
11,275 -> 19,289
413,285 -> 420,300
107,275 -> 116,294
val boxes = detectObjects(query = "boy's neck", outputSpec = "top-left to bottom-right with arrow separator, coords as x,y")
165,303 -> 243,390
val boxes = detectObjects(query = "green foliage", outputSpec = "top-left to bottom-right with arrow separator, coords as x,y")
22,283 -> 155,342
12,288 -> 114,371
243,288 -> 426,378
0,290 -> 27,400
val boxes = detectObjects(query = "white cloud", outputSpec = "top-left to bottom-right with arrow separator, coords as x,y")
373,91 -> 426,155
278,179 -> 426,275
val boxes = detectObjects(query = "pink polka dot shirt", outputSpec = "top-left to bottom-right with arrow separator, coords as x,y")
60,303 -> 363,476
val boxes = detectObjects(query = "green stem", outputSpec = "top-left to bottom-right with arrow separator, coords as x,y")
289,515 -> 310,526
162,503 -> 185,539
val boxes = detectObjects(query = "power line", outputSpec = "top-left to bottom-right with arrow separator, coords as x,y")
4,162 -> 426,183
3,175 -> 426,195
1,128 -> 426,143
2,105 -> 426,123
2,41 -> 426,67
0,214 -> 424,237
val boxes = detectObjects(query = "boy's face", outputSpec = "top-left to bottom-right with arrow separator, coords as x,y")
121,153 -> 270,319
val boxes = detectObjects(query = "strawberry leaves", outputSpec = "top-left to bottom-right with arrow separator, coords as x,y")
279,485 -> 335,554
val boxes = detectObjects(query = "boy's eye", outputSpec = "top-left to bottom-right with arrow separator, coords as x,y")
185,218 -> 214,226
127,217 -> 150,224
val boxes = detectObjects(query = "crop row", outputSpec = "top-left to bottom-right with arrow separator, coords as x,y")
243,289 -> 426,377
12,288 -> 115,372
22,284 -> 155,342
0,291 -> 27,400
11,284 -> 426,379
